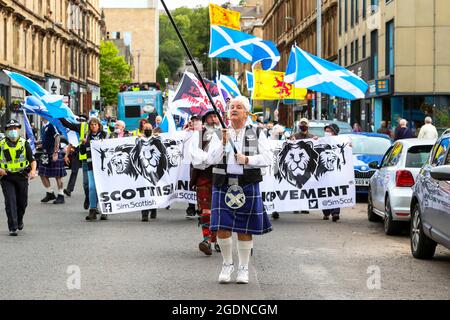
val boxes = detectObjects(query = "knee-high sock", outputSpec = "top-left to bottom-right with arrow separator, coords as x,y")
237,240 -> 253,269
217,237 -> 233,265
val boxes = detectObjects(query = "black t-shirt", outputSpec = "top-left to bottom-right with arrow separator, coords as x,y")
41,124 -> 59,153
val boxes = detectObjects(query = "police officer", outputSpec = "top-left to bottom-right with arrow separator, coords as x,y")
0,119 -> 37,236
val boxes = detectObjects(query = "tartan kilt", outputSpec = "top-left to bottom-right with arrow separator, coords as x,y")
211,182 -> 273,235
38,153 -> 67,178
196,176 -> 213,211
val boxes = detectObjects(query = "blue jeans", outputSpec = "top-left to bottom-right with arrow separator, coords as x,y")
82,161 -> 89,200
87,170 -> 97,209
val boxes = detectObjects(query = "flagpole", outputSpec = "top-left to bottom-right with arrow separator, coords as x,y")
160,0 -> 237,154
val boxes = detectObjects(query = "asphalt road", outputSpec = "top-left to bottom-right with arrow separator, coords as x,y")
0,177 -> 449,300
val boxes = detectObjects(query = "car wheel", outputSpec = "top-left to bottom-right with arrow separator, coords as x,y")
410,203 -> 436,259
368,188 -> 382,222
384,196 -> 401,235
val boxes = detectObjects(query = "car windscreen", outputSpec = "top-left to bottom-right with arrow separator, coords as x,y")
125,105 -> 141,118
351,136 -> 392,155
406,145 -> 433,168
309,126 -> 326,137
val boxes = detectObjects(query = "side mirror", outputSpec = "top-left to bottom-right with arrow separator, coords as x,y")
430,165 -> 450,181
368,161 -> 379,169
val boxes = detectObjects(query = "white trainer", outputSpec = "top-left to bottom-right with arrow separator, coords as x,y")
236,266 -> 249,284
218,263 -> 234,283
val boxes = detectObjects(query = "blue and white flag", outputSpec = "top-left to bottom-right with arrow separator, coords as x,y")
219,74 -> 241,98
209,25 -> 279,70
252,40 -> 280,70
246,71 -> 254,91
285,46 -> 368,100
159,110 -> 177,134
22,109 -> 36,154
3,70 -> 77,121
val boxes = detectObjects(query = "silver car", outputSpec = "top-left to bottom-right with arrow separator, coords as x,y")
367,138 -> 435,235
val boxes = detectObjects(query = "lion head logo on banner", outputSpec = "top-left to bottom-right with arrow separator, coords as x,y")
275,141 -> 319,189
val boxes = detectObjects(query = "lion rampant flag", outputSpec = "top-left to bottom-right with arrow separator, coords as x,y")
209,3 -> 241,30
252,69 -> 307,100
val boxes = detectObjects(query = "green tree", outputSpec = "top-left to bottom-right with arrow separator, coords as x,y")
100,41 -> 132,106
156,62 -> 170,90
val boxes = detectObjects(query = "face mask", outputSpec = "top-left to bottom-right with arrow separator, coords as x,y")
144,129 -> 152,137
114,128 -> 121,134
324,132 -> 333,137
7,130 -> 19,140
300,125 -> 308,132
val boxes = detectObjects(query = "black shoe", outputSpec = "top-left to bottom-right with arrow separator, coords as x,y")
41,192 -> 56,203
85,209 -> 97,221
199,240 -> 212,256
150,210 -> 157,219
63,189 -> 72,197
83,198 -> 89,210
293,211 -> 300,214
214,242 -> 221,253
9,230 -> 18,236
18,223 -> 24,230
332,214 -> 340,222
141,210 -> 149,222
166,206 -> 170,210
301,211 -> 310,214
100,214 -> 108,220
53,195 -> 65,204
272,212 -> 280,219
323,215 -> 330,220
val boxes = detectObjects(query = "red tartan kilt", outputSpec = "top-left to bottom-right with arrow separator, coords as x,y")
196,176 -> 212,211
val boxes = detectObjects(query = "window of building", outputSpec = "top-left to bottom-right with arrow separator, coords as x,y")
362,35 -> 366,58
355,38 -> 359,62
39,34 -> 44,72
356,0 -> 359,24
339,49 -> 342,65
32,32 -> 36,70
370,30 -> 378,79
351,41 -> 354,64
13,20 -> 20,65
351,0 -> 354,27
345,0 -> 348,32
24,28 -> 27,68
371,0 -> 379,13
386,19 -> 394,75
363,0 -> 366,19
46,36 -> 52,71
4,18 -> 7,60
339,0 -> 342,35
344,45 -> 348,66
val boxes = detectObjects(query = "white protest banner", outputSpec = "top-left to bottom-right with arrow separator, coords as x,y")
260,136 -> 356,212
91,132 -> 195,214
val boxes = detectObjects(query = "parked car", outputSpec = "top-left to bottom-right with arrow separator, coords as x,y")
367,139 -> 435,235
293,120 -> 352,137
409,129 -> 450,259
342,133 -> 392,195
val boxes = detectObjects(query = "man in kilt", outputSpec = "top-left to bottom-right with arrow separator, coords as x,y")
38,118 -> 67,204
192,96 -> 272,284
190,111 -> 222,255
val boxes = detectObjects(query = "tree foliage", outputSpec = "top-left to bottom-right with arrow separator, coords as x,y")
159,6 -> 229,80
156,62 -> 170,90
100,41 -> 132,106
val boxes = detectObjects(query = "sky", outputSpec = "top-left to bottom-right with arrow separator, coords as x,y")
99,0 -> 240,10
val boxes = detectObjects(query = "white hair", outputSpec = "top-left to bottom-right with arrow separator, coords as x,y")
116,120 -> 125,128
424,116 -> 432,124
399,119 -> 407,127
229,96 -> 251,113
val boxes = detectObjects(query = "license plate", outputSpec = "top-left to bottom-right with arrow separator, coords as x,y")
355,178 -> 370,186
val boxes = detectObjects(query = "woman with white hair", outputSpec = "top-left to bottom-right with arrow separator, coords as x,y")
191,96 -> 272,284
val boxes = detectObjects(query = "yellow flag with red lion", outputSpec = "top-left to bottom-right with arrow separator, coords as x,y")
209,3 -> 241,30
252,69 -> 307,100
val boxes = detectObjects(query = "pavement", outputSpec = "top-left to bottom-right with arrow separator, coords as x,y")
0,177 -> 449,300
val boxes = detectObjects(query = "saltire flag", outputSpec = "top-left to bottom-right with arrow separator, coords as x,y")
159,110 -> 177,134
285,46 -> 369,100
209,3 -> 241,30
209,25 -> 280,70
22,109 -> 36,154
246,71 -> 254,91
3,70 -> 77,121
252,69 -> 307,101
171,71 -> 226,118
252,40 -> 280,70
22,96 -> 72,140
219,74 -> 241,98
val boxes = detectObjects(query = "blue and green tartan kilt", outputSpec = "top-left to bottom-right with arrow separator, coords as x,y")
38,153 -> 67,178
211,182 -> 273,235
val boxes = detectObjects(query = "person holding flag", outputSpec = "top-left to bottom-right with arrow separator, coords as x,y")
0,119 -> 37,236
191,96 -> 272,284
